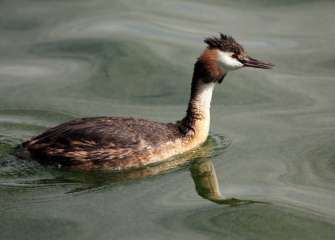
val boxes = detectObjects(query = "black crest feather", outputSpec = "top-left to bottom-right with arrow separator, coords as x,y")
204,33 -> 244,54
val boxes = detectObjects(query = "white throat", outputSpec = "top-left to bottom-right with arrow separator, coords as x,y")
189,82 -> 215,139
194,82 -> 215,113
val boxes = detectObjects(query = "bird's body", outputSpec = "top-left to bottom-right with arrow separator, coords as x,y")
22,116 -> 206,170
19,34 -> 273,171
23,117 -> 181,170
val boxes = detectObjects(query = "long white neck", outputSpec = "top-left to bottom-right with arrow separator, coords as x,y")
181,82 -> 215,142
193,82 -> 215,137
192,82 -> 215,118
180,50 -> 224,141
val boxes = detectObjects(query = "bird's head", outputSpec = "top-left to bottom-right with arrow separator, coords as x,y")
196,34 -> 273,83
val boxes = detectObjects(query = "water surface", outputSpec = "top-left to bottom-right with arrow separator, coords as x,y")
1,0 -> 335,239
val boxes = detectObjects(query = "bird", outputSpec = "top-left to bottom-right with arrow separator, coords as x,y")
17,34 -> 273,171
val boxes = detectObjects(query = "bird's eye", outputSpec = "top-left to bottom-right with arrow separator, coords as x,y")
231,53 -> 238,59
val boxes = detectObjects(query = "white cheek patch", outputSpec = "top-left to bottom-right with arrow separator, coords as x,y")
217,51 -> 243,71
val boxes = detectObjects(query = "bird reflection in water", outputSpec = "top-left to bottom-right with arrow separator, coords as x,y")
190,158 -> 260,206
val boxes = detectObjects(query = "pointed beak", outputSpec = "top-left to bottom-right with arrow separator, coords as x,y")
240,56 -> 274,69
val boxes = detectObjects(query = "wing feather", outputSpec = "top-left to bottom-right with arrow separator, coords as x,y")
24,117 -> 180,163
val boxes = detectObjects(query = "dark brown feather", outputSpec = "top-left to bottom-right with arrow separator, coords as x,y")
23,117 -> 182,166
204,33 -> 245,55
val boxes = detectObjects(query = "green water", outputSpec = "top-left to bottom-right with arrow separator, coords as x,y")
1,0 -> 335,239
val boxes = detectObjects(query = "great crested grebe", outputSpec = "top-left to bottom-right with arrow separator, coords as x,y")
18,34 -> 273,171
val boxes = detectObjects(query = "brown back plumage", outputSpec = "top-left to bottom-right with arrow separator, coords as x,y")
23,117 -> 182,165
